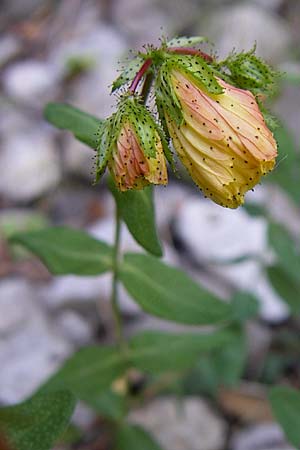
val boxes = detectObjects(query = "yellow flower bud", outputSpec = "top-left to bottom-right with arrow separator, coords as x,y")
163,69 -> 277,208
109,122 -> 167,191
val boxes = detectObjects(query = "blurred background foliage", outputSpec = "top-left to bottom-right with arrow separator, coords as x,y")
1,1 -> 300,449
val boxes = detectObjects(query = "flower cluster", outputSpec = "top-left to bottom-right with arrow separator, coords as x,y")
95,37 -> 278,209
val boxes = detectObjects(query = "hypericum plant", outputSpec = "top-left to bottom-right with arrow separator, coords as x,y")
3,36 -> 299,450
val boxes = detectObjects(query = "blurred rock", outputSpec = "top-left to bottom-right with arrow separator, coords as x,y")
0,278 -> 72,404
218,383 -> 272,423
3,60 -> 60,105
64,136 -> 95,180
230,422 -> 294,450
51,24 -> 126,116
154,183 -> 191,232
55,311 -> 94,346
0,101 -> 33,136
0,208 -> 48,238
2,0 -> 48,21
51,24 -> 127,178
129,397 -> 226,450
246,321 -> 272,378
175,197 -> 266,263
112,0 -> 173,48
0,279 -> 29,337
0,130 -> 61,202
252,0 -> 283,10
198,4 -> 292,63
0,35 -> 21,66
173,196 -> 288,322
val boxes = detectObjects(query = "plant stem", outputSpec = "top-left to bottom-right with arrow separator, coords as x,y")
140,69 -> 154,103
111,206 -> 125,349
129,58 -> 153,94
110,69 -> 154,351
167,46 -> 213,62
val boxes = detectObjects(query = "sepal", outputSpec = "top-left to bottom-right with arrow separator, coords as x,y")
167,36 -> 209,48
219,48 -> 278,96
112,56 -> 145,92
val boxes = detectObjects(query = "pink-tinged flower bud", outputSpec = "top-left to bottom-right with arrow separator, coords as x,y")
109,122 -> 167,191
156,56 -> 277,208
95,97 -> 168,191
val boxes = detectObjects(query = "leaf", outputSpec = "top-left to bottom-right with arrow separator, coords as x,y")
269,386 -> 300,448
109,180 -> 162,257
115,424 -> 162,450
120,253 -> 232,324
230,291 -> 259,322
268,222 -> 300,284
44,103 -> 101,148
38,346 -> 126,403
85,390 -> 127,420
167,36 -> 208,47
0,390 -> 75,450
129,329 -> 236,374
184,327 -> 246,395
112,56 -> 145,92
267,265 -> 300,314
10,226 -> 113,275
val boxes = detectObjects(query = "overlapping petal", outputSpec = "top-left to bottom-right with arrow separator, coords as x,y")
110,123 -> 167,191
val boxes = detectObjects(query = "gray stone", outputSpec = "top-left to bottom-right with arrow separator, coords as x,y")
0,34 -> 21,66
0,279 -> 30,337
55,311 -> 94,346
129,397 -> 226,450
199,4 -> 292,64
112,0 -> 174,49
0,130 -> 61,201
0,279 -> 72,404
174,196 -> 288,322
2,0 -> 47,20
0,208 -> 48,238
51,24 -> 126,117
231,423 -> 294,450
3,60 -> 60,105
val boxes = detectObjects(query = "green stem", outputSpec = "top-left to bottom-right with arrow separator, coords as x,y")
111,206 -> 125,349
140,70 -> 154,103
110,72 -> 154,350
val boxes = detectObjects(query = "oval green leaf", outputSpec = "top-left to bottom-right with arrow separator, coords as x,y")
38,346 -> 126,403
268,222 -> 300,284
120,253 -> 232,324
267,265 -> 300,314
269,386 -> 300,448
109,181 -> 162,257
115,424 -> 162,450
129,329 -> 236,374
10,226 -> 113,275
0,390 -> 75,450
44,103 -> 101,148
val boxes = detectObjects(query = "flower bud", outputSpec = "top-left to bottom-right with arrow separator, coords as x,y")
156,55 -> 277,208
95,97 -> 168,191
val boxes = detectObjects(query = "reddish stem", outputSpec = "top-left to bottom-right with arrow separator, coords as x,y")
129,58 -> 153,93
167,46 -> 213,62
